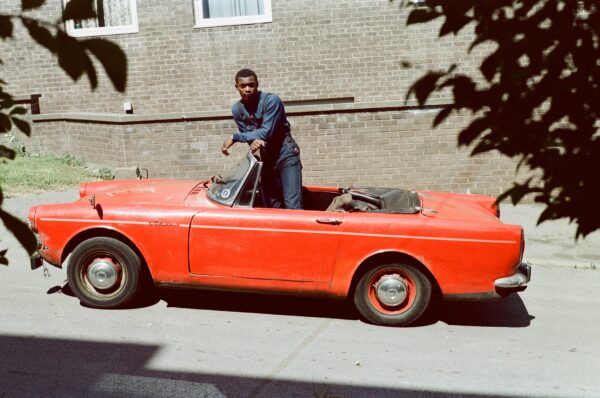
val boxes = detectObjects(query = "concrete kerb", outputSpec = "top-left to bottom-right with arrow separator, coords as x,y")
3,189 -> 599,271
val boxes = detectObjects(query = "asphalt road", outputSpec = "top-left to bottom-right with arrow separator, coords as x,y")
1,191 -> 599,398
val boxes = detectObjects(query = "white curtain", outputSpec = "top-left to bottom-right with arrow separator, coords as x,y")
77,0 -> 133,29
203,0 -> 264,18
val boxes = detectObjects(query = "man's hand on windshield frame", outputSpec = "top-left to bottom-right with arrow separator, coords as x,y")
250,139 -> 265,153
221,136 -> 234,156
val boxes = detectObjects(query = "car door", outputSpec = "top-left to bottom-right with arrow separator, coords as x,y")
188,207 -> 343,282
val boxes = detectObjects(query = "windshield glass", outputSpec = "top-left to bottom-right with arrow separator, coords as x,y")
208,154 -> 254,205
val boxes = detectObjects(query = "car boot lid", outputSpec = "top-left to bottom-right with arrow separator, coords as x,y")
417,190 -> 501,222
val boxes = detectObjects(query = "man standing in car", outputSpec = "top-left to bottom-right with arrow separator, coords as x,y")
221,69 -> 303,210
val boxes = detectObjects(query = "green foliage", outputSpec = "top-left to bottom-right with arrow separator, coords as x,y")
57,153 -> 85,167
6,133 -> 27,157
0,153 -> 104,197
96,167 -> 115,181
0,0 -> 127,265
404,0 -> 600,238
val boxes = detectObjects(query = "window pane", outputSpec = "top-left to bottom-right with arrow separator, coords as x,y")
202,0 -> 264,19
74,0 -> 134,29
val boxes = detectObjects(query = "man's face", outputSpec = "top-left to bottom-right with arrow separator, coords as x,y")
235,76 -> 259,103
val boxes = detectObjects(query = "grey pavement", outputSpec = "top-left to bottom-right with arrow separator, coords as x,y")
3,188 -> 599,269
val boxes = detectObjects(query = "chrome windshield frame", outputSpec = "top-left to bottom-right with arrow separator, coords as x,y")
207,153 -> 259,206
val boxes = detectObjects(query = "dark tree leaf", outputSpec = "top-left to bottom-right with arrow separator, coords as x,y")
0,92 -> 15,109
0,249 -> 8,266
537,205 -> 559,225
22,0 -> 46,11
439,14 -> 471,36
0,16 -> 14,40
470,138 -> 495,156
0,209 -> 37,255
441,75 -> 477,108
55,31 -> 100,89
480,51 -> 501,82
83,56 -> 98,90
433,105 -> 453,127
11,117 -> 31,136
406,71 -> 445,106
457,117 -> 488,146
9,106 -> 27,115
22,18 -> 56,53
0,112 -> 11,132
406,8 -> 441,25
497,179 -> 534,205
0,144 -> 16,160
56,31 -> 88,83
62,0 -> 96,22
85,38 -> 128,92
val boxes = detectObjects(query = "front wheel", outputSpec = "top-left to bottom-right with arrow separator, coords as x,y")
354,263 -> 432,326
67,237 -> 142,309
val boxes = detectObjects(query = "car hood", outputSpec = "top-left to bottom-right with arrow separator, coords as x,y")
80,179 -> 205,204
417,190 -> 500,223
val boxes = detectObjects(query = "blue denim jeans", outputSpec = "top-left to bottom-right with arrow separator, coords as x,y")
262,159 -> 303,210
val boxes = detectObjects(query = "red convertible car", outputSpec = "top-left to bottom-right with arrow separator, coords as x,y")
29,153 -> 530,326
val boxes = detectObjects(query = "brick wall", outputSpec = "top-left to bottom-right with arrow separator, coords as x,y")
0,0 -> 522,197
23,107 -> 520,197
1,0 -> 485,113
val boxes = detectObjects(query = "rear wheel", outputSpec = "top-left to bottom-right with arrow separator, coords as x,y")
354,263 -> 431,326
67,237 -> 142,308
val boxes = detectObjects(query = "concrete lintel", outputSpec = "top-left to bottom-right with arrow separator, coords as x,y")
31,100 -> 449,125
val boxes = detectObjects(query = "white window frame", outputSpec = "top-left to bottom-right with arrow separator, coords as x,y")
63,0 -> 139,37
193,0 -> 272,28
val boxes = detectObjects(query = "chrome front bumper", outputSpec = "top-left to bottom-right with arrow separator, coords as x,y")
495,262 -> 531,289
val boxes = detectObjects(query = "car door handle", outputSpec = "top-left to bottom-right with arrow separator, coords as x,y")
316,218 -> 343,225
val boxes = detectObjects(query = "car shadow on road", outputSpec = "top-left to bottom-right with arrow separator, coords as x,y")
433,294 -> 534,327
159,288 -> 359,321
156,287 -> 533,328
51,283 -> 533,327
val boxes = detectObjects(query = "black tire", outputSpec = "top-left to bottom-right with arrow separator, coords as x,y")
354,263 -> 432,326
67,237 -> 142,309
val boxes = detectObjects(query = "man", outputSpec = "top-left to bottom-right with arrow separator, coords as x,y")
221,69 -> 303,209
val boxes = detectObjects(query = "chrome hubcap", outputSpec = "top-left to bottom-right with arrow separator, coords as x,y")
87,259 -> 118,289
375,274 -> 407,306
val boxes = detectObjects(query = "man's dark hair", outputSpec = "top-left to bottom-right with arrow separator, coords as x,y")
235,69 -> 258,83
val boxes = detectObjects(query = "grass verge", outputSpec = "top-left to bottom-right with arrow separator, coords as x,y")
0,154 -> 111,198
